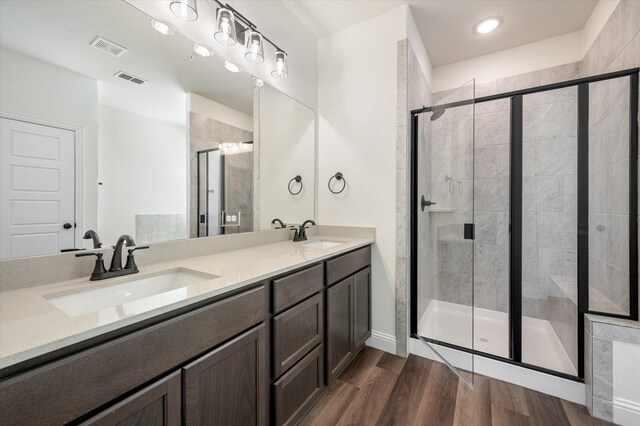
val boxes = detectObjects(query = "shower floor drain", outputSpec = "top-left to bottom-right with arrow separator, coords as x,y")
479,338 -> 489,343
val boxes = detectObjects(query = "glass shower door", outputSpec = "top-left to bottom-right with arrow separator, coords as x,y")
415,79 -> 475,386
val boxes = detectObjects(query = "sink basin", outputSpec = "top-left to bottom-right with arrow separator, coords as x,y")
300,240 -> 344,249
45,268 -> 219,318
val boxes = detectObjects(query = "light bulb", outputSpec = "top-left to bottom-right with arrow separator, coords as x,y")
150,19 -> 174,35
193,43 -> 212,57
224,60 -> 241,73
475,18 -> 501,34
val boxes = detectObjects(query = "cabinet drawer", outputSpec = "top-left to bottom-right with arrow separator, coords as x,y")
273,264 -> 324,313
326,246 -> 371,286
0,285 -> 266,425
273,344 -> 324,426
273,293 -> 324,378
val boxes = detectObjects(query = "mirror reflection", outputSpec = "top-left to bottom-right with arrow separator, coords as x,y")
0,0 -> 315,259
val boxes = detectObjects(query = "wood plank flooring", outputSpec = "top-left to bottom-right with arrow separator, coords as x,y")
300,347 -> 610,426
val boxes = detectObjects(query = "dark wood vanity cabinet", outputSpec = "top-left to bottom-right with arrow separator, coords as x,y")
0,285 -> 267,425
183,325 -> 267,426
353,267 -> 372,349
326,247 -> 372,384
327,276 -> 353,382
271,264 -> 325,426
0,244 -> 372,425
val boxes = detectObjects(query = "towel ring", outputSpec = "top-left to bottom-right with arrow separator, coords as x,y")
328,172 -> 346,194
288,175 -> 303,195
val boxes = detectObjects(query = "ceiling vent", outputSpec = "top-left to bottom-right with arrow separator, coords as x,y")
90,36 -> 127,57
114,71 -> 147,85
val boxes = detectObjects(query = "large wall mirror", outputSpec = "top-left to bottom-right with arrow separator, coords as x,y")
0,0 -> 315,259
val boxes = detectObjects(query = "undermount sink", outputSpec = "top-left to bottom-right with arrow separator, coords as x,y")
300,240 -> 344,249
45,268 -> 219,318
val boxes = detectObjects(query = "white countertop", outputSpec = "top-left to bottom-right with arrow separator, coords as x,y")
0,234 -> 373,371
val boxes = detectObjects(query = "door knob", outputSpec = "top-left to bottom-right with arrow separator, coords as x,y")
63,223 -> 73,229
420,196 -> 436,212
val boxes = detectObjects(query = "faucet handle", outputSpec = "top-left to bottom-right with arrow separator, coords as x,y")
75,252 -> 103,259
75,252 -> 108,280
127,246 -> 150,254
125,246 -> 149,271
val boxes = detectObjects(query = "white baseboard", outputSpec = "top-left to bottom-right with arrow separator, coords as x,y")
614,398 -> 640,426
366,331 -> 396,354
409,338 -> 585,405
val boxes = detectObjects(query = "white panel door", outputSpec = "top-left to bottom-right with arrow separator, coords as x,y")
0,118 -> 76,259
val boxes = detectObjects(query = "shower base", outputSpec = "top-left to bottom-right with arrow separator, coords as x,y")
417,300 -> 577,376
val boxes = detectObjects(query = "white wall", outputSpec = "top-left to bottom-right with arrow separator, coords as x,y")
259,85 -> 315,228
0,47 -> 99,236
126,0 -> 318,110
187,93 -> 253,132
432,0 -> 620,91
97,104 -> 186,245
613,341 -> 640,424
318,5 -> 409,338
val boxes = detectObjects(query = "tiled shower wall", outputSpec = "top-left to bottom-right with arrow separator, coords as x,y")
400,0 -> 639,356
224,152 -> 254,234
429,64 -> 583,367
189,112 -> 253,238
135,214 -> 187,245
396,39 -> 433,356
582,0 -> 639,317
522,86 -> 579,368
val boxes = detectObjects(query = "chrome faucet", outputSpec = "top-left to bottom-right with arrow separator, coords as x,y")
76,235 -> 149,281
293,220 -> 316,242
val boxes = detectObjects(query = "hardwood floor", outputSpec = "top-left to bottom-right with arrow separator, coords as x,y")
300,347 -> 610,426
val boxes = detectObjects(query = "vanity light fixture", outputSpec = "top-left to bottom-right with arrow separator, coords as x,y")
224,60 -> 241,73
193,43 -> 213,57
253,77 -> 264,87
474,17 -> 501,34
220,141 -> 253,155
244,31 -> 264,64
214,7 -> 237,46
150,18 -> 175,35
271,51 -> 288,79
210,1 -> 289,78
170,0 -> 198,21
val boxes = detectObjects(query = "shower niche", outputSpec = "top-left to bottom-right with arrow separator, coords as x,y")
410,68 -> 638,381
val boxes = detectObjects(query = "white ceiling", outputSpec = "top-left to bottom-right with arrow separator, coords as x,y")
0,0 -> 255,125
281,0 -> 599,67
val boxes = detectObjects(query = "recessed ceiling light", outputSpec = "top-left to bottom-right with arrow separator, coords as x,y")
193,43 -> 212,57
474,18 -> 501,34
150,18 -> 175,35
224,60 -> 241,73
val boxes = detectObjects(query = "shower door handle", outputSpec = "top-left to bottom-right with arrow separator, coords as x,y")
421,195 -> 436,212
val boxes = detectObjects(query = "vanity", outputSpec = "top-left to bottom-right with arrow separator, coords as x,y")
0,1 -> 371,423
0,232 -> 373,425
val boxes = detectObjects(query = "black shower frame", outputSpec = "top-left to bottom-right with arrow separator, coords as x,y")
196,147 -> 226,237
409,67 -> 639,381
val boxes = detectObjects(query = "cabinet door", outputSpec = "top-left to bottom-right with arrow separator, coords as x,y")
82,371 -> 181,426
183,324 -> 266,426
326,276 -> 353,383
353,267 -> 371,349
